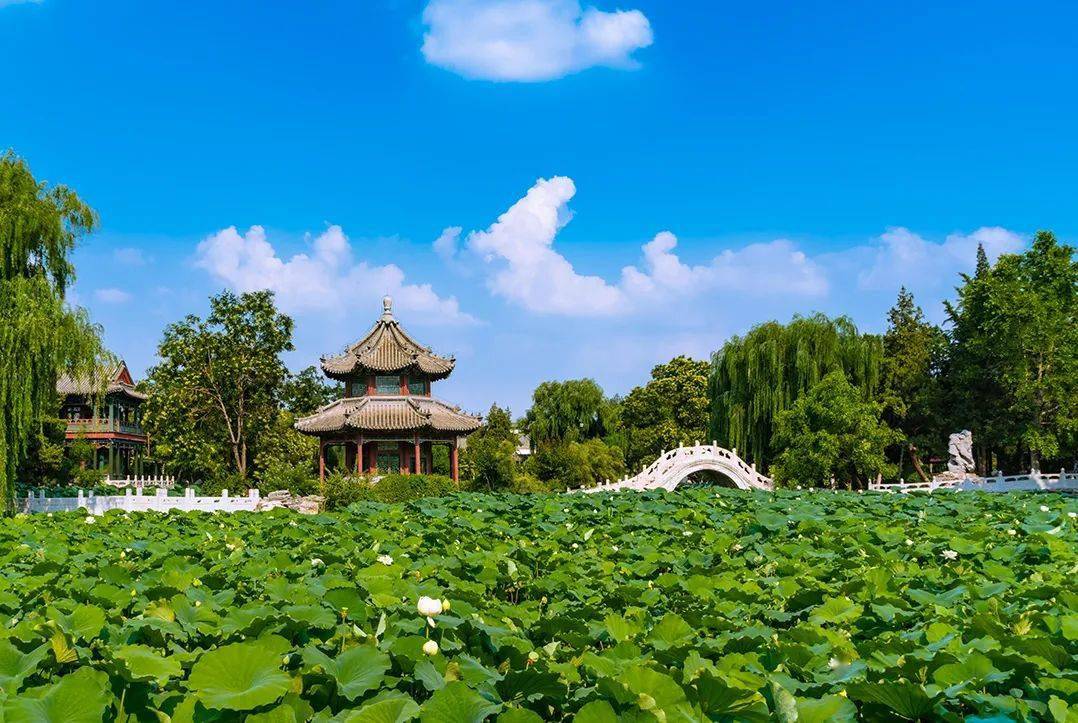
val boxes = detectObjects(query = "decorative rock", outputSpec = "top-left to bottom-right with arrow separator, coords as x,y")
947,430 -> 975,475
255,490 -> 326,514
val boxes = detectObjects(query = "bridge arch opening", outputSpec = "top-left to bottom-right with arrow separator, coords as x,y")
676,468 -> 745,490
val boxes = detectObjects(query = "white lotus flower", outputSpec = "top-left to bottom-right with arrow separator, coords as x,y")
1040,505 -> 1050,512
941,549 -> 958,560
377,554 -> 394,566
1007,529 -> 1017,535
85,516 -> 95,524
905,539 -> 913,546
683,531 -> 692,537
310,558 -> 324,567
422,639 -> 439,656
417,596 -> 443,617
1068,512 -> 1076,518
829,657 -> 841,669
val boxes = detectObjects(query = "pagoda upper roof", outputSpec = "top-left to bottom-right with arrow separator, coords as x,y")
294,395 -> 481,436
321,297 -> 456,382
56,360 -> 147,402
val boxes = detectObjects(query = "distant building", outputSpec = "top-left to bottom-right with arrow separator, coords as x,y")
295,297 -> 481,482
515,432 -> 532,459
57,361 -> 158,477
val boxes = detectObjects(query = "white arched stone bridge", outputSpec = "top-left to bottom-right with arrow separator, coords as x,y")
579,443 -> 773,494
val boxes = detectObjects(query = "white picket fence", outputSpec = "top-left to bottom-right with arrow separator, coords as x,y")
17,487 -> 262,515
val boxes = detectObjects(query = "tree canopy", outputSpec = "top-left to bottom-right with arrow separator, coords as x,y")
620,355 -> 709,470
880,288 -> 947,480
945,232 -> 1077,470
142,290 -> 294,482
523,379 -> 613,447
771,371 -> 898,489
709,314 -> 883,471
0,152 -> 106,507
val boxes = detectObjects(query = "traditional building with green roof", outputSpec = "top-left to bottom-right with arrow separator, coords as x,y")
295,297 -> 481,482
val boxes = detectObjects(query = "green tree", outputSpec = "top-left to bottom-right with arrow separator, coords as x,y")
771,372 -> 898,489
523,379 -> 611,447
460,404 -> 520,490
620,356 -> 709,469
943,243 -> 1007,472
983,232 -> 1076,468
281,366 -> 340,416
944,233 -> 1077,471
526,438 -> 626,491
0,152 -> 107,507
880,288 -> 947,480
709,314 -> 883,471
143,290 -> 294,481
463,436 -> 518,491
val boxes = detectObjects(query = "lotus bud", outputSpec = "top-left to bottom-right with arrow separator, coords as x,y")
422,639 -> 439,656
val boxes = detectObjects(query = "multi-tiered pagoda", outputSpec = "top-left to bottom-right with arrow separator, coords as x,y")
295,297 -> 481,482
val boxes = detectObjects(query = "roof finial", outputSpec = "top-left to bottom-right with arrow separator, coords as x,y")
381,295 -> 393,320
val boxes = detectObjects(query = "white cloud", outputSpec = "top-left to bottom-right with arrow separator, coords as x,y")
433,226 -> 462,261
195,224 -> 475,324
459,176 -> 827,316
94,288 -> 132,304
856,225 -> 1023,291
113,247 -> 148,266
421,0 -> 653,81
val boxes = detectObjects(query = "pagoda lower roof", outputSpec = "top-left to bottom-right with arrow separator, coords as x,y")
294,396 -> 482,436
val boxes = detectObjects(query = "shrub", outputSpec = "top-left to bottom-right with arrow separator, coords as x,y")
320,472 -> 458,510
258,460 -> 319,496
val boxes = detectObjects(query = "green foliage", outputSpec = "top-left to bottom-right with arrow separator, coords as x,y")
771,372 -> 899,488
0,489 -> 1074,719
880,288 -> 948,478
143,290 -> 294,482
525,438 -> 625,491
281,365 -> 340,416
320,472 -> 457,510
620,356 -> 710,469
461,436 -> 518,492
0,152 -> 106,508
523,379 -> 612,446
946,232 -> 1077,469
709,314 -> 883,471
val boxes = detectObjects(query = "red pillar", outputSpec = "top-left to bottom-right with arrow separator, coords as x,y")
356,437 -> 363,475
399,441 -> 410,474
450,442 -> 459,483
414,435 -> 421,475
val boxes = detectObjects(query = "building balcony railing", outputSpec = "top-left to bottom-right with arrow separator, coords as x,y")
65,418 -> 146,437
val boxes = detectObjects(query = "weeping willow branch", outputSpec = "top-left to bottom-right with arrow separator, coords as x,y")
0,152 -> 105,509
708,314 -> 883,471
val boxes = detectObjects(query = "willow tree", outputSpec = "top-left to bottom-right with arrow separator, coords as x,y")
708,314 -> 883,470
0,152 -> 106,508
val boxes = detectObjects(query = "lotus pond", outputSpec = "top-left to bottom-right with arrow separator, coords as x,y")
0,489 -> 1076,722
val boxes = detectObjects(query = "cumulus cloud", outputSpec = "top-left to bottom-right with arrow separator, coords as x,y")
421,0 -> 653,81
195,225 -> 474,324
94,288 -> 132,304
857,226 -> 1023,291
457,176 -> 828,316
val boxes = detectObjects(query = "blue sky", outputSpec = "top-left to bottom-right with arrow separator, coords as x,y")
3,0 -> 1075,414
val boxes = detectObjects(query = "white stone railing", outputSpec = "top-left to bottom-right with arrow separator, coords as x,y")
16,488 -> 262,515
103,475 -> 177,489
870,470 -> 1078,494
578,442 -> 773,493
